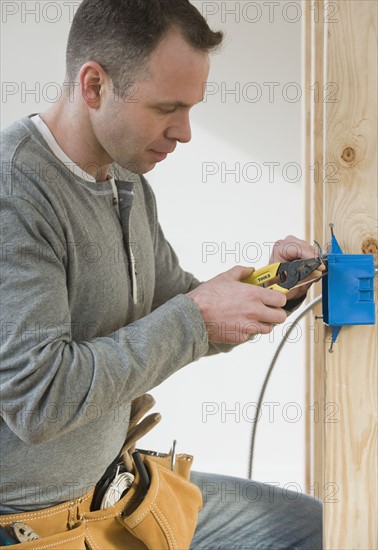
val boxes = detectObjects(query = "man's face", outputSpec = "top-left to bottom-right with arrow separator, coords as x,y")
90,29 -> 210,175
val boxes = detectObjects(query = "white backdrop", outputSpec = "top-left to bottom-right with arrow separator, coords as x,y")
1,1 -> 311,493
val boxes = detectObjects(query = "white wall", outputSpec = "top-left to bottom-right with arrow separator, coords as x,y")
1,1 -> 309,492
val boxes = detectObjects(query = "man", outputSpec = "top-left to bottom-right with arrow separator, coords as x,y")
1,0 -> 322,547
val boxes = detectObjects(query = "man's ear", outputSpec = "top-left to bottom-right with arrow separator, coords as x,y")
79,61 -> 108,109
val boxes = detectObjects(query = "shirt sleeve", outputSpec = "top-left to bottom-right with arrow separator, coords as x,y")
0,195 -> 209,445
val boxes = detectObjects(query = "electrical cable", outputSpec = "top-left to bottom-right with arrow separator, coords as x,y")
247,295 -> 322,479
100,468 -> 134,509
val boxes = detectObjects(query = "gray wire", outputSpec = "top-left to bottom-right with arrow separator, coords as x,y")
248,295 -> 322,479
247,264 -> 377,477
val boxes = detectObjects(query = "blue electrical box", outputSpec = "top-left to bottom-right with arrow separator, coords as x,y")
322,232 -> 376,346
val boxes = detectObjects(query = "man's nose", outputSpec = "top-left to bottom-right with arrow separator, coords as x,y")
165,112 -> 192,144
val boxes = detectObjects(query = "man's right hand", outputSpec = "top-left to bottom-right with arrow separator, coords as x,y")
187,265 -> 288,344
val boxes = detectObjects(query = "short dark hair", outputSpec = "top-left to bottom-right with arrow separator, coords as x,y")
65,0 -> 223,90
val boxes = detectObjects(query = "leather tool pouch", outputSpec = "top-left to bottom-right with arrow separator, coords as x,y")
85,452 -> 202,550
0,396 -> 202,549
0,452 -> 202,550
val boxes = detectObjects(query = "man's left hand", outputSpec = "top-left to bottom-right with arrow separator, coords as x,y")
270,235 -> 326,302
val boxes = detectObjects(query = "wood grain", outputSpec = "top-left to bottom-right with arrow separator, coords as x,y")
322,1 -> 377,548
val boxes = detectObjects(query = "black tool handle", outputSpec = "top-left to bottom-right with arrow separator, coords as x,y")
0,525 -> 18,546
132,451 -> 150,495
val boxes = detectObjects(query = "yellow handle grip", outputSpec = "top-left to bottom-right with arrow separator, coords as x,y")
242,262 -> 281,286
242,263 -> 290,293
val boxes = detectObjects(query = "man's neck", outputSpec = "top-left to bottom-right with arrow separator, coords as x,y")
41,99 -> 111,182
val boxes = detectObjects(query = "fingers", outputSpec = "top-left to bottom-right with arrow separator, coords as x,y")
223,265 -> 287,308
227,265 -> 255,281
269,236 -> 326,302
261,287 -> 287,309
260,303 -> 287,325
285,266 -> 326,301
239,322 -> 275,342
271,235 -> 318,263
187,269 -> 288,344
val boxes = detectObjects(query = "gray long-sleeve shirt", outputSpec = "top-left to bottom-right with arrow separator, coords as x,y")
0,115 -> 217,512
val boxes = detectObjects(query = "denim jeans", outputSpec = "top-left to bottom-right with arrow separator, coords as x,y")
190,471 -> 322,550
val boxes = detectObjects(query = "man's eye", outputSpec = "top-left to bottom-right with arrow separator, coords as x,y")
158,107 -> 177,115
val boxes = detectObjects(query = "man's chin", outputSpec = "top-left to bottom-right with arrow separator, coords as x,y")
141,162 -> 158,174
117,160 -> 157,175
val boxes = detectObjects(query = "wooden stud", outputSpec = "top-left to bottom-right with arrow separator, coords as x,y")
306,0 -> 377,548
322,1 -> 377,547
